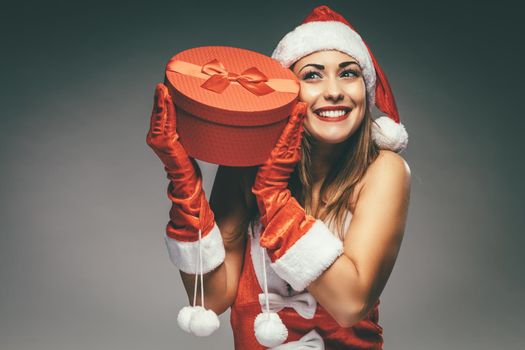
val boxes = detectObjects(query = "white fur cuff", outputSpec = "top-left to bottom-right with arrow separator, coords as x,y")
270,220 -> 344,292
164,223 -> 225,274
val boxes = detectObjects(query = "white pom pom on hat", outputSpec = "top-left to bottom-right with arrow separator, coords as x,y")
271,5 -> 408,153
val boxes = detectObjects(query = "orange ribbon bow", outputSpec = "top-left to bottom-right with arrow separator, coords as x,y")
200,59 -> 275,96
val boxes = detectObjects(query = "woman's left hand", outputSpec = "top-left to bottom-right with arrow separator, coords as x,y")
251,101 -> 307,229
250,102 -> 344,293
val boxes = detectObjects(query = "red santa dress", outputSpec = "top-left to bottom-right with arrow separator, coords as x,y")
230,211 -> 384,349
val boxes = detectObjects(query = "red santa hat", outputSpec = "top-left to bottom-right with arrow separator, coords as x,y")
271,5 -> 408,152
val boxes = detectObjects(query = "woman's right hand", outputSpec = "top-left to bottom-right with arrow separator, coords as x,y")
146,83 -> 201,199
146,83 -> 215,242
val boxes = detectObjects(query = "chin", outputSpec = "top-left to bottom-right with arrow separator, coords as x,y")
305,127 -> 353,144
304,123 -> 356,145
304,111 -> 363,145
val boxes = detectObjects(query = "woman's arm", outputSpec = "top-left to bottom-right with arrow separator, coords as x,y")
178,165 -> 253,315
306,150 -> 411,327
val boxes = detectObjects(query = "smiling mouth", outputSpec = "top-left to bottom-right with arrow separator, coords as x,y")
313,109 -> 351,122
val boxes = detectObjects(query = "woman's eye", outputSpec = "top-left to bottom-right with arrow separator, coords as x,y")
302,69 -> 359,80
341,69 -> 359,78
302,71 -> 321,80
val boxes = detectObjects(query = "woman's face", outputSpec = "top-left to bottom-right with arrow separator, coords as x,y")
292,50 -> 367,144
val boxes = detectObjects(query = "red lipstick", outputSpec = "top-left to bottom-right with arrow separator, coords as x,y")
313,106 -> 352,122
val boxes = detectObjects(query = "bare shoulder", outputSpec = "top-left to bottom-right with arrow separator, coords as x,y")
369,150 -> 411,180
351,150 -> 411,210
362,150 -> 411,201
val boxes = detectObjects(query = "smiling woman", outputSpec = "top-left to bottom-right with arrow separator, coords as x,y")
147,4 -> 411,350
291,50 -> 368,144
225,5 -> 411,349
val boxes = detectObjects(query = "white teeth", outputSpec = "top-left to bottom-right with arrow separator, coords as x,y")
317,110 -> 347,117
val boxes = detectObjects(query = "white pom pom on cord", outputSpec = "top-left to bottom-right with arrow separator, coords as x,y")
371,116 -> 409,153
189,306 -> 220,336
177,305 -> 220,337
177,305 -> 220,336
254,246 -> 288,347
176,229 -> 220,337
177,305 -> 197,333
254,311 -> 288,347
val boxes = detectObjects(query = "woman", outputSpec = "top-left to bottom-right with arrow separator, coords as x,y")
147,5 -> 410,349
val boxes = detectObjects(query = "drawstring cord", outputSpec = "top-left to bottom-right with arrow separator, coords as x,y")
261,246 -> 270,317
176,228 -> 219,337
253,231 -> 288,347
192,229 -> 205,308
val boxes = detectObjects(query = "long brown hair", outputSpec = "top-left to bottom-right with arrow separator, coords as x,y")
243,106 -> 380,241
238,59 -> 380,241
289,107 -> 380,240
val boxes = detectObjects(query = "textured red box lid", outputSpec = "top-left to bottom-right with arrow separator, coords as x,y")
164,46 -> 299,166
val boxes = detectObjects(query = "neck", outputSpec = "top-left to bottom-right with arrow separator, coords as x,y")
309,139 -> 345,186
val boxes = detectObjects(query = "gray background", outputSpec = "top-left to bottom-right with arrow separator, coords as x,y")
1,0 -> 523,349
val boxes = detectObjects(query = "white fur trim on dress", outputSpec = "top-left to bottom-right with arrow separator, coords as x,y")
372,116 -> 409,153
271,20 -> 376,106
250,220 -> 298,296
164,222 -> 225,274
270,219 -> 344,292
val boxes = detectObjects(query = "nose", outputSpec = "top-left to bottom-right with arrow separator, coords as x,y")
323,78 -> 344,102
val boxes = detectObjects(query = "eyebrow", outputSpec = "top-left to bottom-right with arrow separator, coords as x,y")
298,61 -> 361,73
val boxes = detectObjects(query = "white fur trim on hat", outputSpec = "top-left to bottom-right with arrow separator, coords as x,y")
271,20 -> 376,106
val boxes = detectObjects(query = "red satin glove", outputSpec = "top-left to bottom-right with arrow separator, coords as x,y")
147,83 -> 224,274
251,102 -> 344,292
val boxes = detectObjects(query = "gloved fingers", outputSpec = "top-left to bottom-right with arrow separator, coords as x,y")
146,84 -> 172,156
146,83 -> 195,174
148,83 -> 169,137
290,101 -> 307,123
288,101 -> 307,153
163,88 -> 178,140
274,102 -> 306,151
